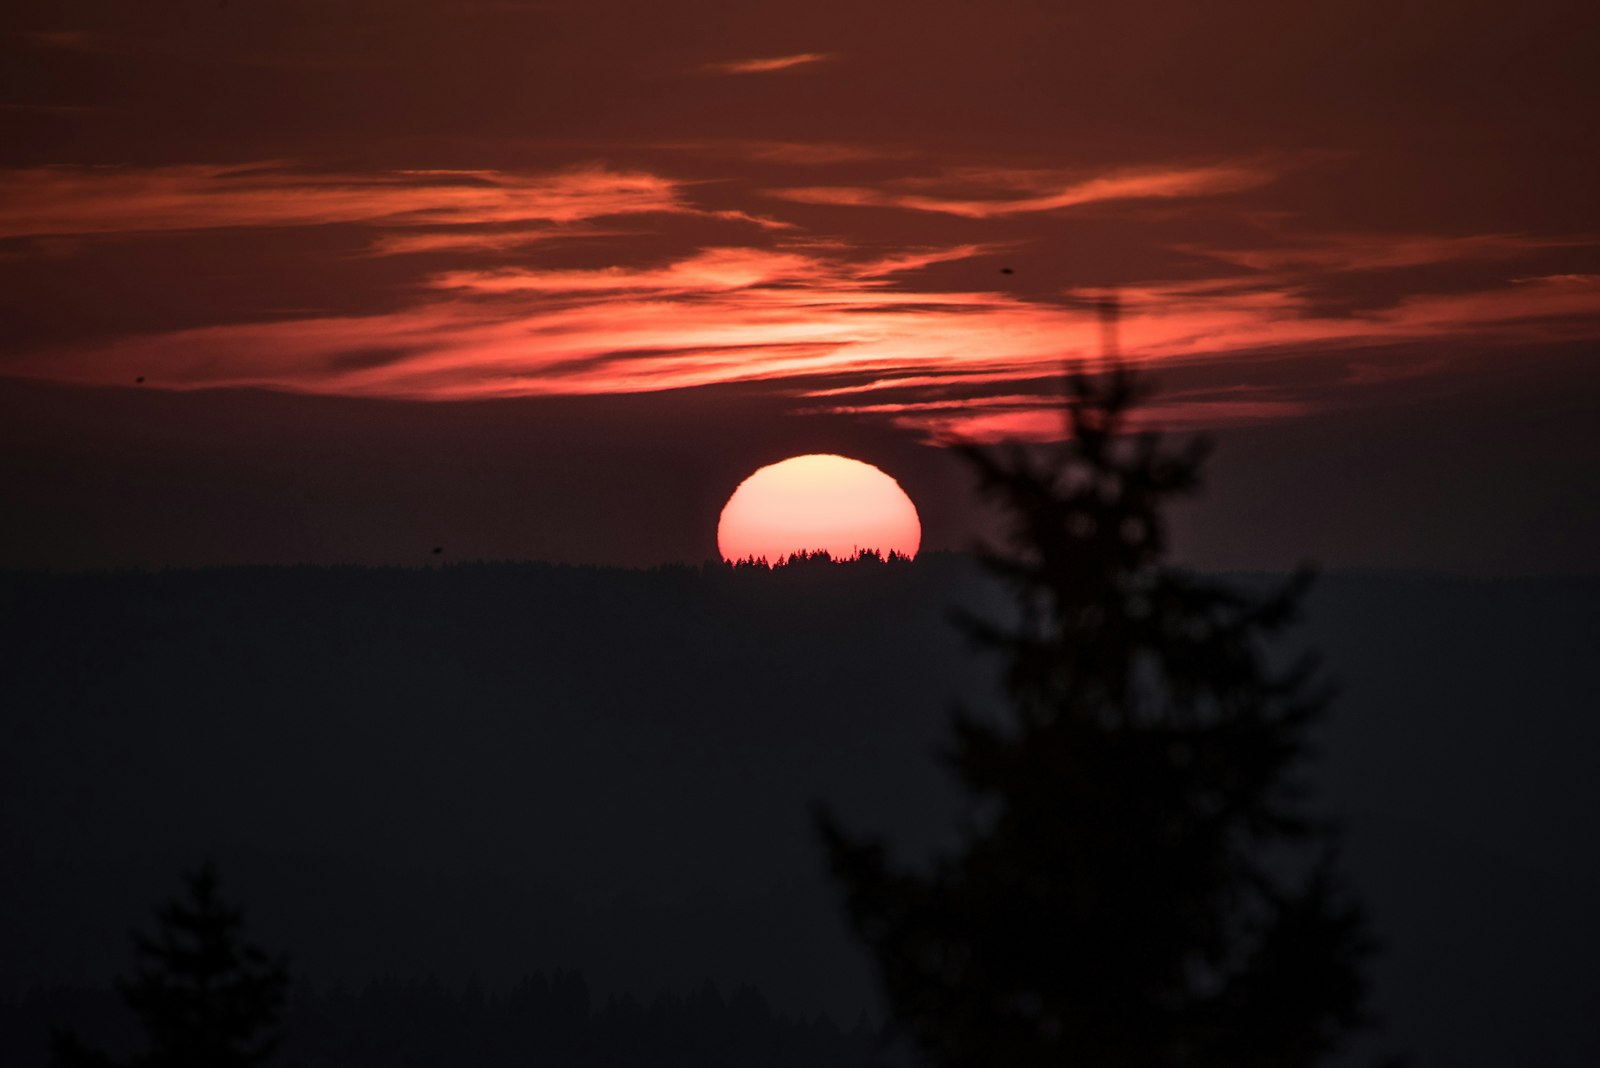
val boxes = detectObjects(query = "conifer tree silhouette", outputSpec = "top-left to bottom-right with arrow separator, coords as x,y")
816,366 -> 1370,1068
52,862 -> 289,1068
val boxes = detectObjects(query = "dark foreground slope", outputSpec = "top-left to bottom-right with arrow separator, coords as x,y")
2,558 -> 1597,1066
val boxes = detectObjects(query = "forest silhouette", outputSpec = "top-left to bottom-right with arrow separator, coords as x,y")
820,367 -> 1371,1067
50,863 -> 287,1068
4,388 -> 1599,1065
36,954 -> 888,1068
726,548 -> 916,570
39,369 -> 1372,1067
38,856 -> 893,1068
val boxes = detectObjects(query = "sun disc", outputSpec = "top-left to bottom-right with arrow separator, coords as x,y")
717,454 -> 921,564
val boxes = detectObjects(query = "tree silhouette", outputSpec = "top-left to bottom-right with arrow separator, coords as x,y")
817,366 -> 1371,1067
52,862 -> 289,1068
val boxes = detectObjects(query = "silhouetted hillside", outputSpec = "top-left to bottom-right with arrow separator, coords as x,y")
3,972 -> 896,1068
3,558 -> 1598,1066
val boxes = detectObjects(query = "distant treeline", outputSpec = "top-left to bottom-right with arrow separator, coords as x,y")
4,973 -> 896,1068
725,549 -> 916,569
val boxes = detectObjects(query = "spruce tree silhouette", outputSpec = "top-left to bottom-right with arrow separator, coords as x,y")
52,862 -> 289,1068
816,366 -> 1371,1068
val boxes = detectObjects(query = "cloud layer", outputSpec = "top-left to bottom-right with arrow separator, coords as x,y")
2,0 -> 1598,444
3,152 -> 1597,442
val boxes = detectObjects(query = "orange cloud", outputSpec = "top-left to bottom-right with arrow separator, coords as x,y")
5,154 -> 1598,443
429,247 -> 825,295
426,244 -> 1005,297
770,162 -> 1275,218
365,227 -> 582,257
14,264 -> 1600,430
0,164 -> 687,239
702,53 -> 836,75
885,397 -> 1316,444
1181,231 -> 1589,273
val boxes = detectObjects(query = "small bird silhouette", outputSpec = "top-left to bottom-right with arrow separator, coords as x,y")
999,267 -> 1014,275
431,546 -> 443,555
135,376 -> 145,383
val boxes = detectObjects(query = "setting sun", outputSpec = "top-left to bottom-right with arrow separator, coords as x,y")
717,454 -> 921,564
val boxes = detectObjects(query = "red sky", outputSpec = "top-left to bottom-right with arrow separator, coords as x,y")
2,0 -> 1597,570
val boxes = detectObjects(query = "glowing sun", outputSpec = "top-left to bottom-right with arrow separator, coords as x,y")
717,454 -> 922,564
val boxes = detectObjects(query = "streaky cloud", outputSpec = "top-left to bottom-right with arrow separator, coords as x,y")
654,140 -> 918,165
1179,230 -> 1593,273
702,53 -> 836,75
770,162 -> 1276,218
4,149 -> 1598,443
0,164 -> 688,239
881,396 -> 1317,444
425,243 -> 1002,296
366,227 -> 576,257
428,247 -> 824,295
12,263 -> 1599,432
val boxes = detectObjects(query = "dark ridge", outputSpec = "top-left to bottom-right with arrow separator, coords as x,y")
3,562 -> 1598,1066
3,974 -> 901,1068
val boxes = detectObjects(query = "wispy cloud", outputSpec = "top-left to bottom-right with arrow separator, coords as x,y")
428,247 -> 825,295
656,140 -> 915,166
0,164 -> 688,239
702,53 -> 836,75
838,395 -> 1317,444
770,162 -> 1275,218
5,154 -> 1598,442
1180,231 -> 1590,274
425,243 -> 1006,297
14,251 -> 1600,440
365,227 -> 577,257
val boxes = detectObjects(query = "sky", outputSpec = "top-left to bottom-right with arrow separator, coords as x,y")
2,0 -> 1597,571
